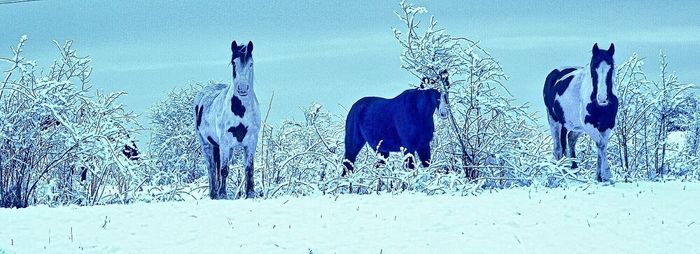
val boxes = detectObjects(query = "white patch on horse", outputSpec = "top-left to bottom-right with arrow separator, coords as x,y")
555,67 -> 586,131
596,62 -> 611,105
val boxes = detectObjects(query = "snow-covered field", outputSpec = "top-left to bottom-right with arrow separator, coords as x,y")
1,182 -> 698,254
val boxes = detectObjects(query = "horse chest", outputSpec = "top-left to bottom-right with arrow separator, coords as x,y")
199,94 -> 260,147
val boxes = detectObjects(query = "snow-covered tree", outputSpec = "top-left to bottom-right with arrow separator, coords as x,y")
0,36 -> 141,208
609,52 -> 696,181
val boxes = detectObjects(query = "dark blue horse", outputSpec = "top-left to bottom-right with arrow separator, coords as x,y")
543,43 -> 618,182
342,70 -> 450,176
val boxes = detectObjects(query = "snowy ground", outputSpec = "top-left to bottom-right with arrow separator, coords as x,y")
1,182 -> 699,254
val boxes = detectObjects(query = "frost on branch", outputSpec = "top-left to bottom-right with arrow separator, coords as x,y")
609,52 -> 697,181
148,83 -> 206,185
0,36 -> 141,208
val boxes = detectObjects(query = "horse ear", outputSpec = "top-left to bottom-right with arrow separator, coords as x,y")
247,41 -> 254,54
608,43 -> 615,55
231,41 -> 238,52
592,43 -> 600,54
439,70 -> 450,88
440,70 -> 449,80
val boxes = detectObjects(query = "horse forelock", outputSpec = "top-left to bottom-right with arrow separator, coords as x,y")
231,44 -> 254,81
231,45 -> 252,65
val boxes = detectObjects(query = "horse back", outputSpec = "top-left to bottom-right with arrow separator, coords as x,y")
347,91 -> 436,152
543,67 -> 582,123
194,83 -> 227,108
346,96 -> 403,151
193,83 -> 227,135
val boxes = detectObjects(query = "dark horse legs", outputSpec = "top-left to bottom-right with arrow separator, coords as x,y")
342,141 -> 364,176
243,146 -> 256,198
345,147 -> 431,174
417,146 -> 431,168
376,151 -> 389,167
403,150 -> 416,169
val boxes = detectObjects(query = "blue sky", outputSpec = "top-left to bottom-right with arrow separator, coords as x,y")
2,0 -> 699,133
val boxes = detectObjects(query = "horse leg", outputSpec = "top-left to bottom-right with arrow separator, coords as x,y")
243,144 -> 257,198
417,145 -> 431,168
375,151 -> 389,168
201,144 -> 218,199
203,136 -> 223,199
403,150 -> 416,170
80,167 -> 87,181
548,121 -> 564,160
217,146 -> 232,199
560,126 -> 569,161
567,131 -> 582,169
592,131 -> 613,182
342,135 -> 364,177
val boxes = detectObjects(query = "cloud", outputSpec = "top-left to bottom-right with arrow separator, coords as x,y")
256,34 -> 396,64
89,33 -> 398,72
483,26 -> 700,51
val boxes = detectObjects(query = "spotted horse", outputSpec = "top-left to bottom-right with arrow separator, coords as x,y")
543,43 -> 618,182
194,40 -> 261,199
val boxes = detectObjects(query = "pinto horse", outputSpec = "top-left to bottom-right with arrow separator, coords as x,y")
342,70 -> 450,176
194,40 -> 261,199
543,43 -> 618,182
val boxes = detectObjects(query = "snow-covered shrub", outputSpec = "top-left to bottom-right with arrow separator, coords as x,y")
645,52 -> 695,177
148,83 -> 206,185
257,103 -> 344,197
610,53 -> 654,180
257,102 -> 461,197
0,36 -> 141,208
609,52 -> 696,181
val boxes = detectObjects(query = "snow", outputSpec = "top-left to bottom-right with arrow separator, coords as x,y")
1,182 -> 699,254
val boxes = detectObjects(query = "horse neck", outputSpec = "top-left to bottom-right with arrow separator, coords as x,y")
579,64 -> 595,100
415,89 -> 438,115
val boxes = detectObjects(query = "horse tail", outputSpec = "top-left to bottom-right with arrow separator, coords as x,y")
193,89 -> 205,133
543,69 -> 561,108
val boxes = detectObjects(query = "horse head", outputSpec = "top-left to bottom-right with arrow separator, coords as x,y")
590,43 -> 615,106
436,70 -> 451,119
420,70 -> 450,119
231,40 -> 255,97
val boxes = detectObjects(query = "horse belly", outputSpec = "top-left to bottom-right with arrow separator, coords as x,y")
362,126 -> 402,152
556,93 -> 585,132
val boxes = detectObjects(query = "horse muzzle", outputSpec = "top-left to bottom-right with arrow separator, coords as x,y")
236,84 -> 250,96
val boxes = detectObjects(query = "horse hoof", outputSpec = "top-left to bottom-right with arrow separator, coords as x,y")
246,191 -> 256,199
209,191 -> 220,200
597,175 -> 614,185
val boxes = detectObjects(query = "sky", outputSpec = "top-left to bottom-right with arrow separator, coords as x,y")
1,0 -> 699,139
